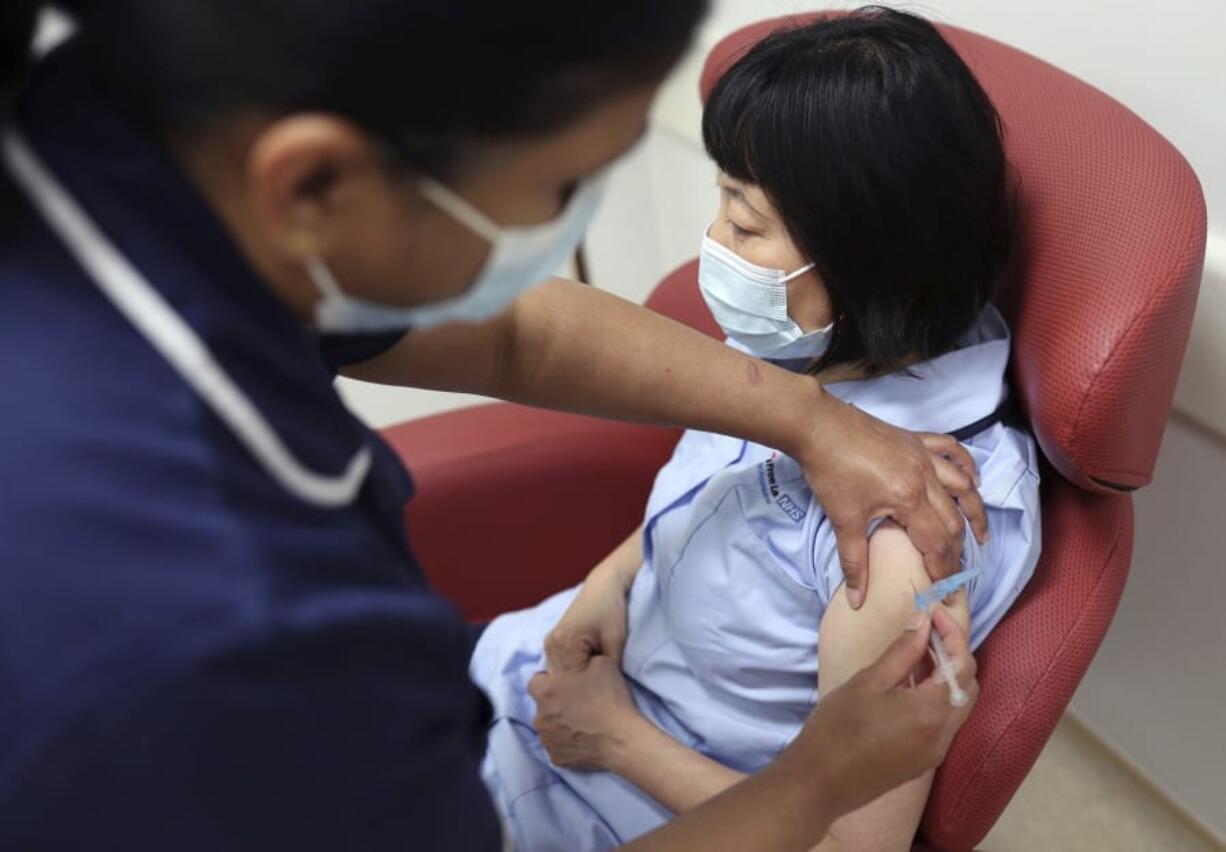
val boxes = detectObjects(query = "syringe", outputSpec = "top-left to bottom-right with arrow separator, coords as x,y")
913,566 -> 979,707
929,627 -> 968,707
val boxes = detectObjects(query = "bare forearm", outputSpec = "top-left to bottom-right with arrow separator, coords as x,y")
497,279 -> 823,456
622,741 -> 833,852
609,716 -> 746,814
591,523 -> 645,590
347,277 -> 988,586
346,279 -> 826,459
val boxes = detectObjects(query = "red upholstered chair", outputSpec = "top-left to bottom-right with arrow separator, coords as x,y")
381,13 -> 1205,850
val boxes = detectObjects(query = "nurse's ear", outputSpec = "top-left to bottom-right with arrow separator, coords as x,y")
245,115 -> 406,261
234,113 -> 481,318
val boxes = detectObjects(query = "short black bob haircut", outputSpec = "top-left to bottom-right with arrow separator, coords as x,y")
702,7 -> 1013,375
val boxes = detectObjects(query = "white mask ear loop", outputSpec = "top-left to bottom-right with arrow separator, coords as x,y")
417,176 -> 503,244
781,261 -> 817,282
304,254 -> 346,300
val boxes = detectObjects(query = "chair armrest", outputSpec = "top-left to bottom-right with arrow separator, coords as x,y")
381,402 -> 681,620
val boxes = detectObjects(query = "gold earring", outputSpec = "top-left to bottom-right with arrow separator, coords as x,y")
288,230 -> 321,258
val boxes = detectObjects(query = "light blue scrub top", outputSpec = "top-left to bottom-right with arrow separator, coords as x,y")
470,307 -> 1042,851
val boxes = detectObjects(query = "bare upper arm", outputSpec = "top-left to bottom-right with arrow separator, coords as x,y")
818,521 -> 970,693
811,522 -> 972,852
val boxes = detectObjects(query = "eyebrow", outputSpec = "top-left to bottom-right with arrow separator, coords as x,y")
720,182 -> 768,220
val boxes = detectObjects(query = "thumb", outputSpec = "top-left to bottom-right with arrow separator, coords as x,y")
834,522 -> 870,610
865,611 -> 932,690
527,671 -> 548,703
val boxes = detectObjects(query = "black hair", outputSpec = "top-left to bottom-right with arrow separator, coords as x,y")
703,7 -> 1013,375
2,1 -> 707,176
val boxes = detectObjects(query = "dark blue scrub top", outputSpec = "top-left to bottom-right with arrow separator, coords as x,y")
0,42 -> 500,851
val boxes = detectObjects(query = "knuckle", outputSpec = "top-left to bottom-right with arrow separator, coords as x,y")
932,435 -> 957,452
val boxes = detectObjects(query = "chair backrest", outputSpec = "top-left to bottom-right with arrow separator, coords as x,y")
652,13 -> 1208,849
698,13 -> 1205,495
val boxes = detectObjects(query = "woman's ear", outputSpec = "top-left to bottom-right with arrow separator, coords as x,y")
244,114 -> 390,268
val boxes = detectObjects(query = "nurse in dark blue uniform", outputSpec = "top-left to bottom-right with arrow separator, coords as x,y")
0,3 -> 984,850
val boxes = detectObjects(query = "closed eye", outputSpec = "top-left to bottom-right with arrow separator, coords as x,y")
728,220 -> 757,239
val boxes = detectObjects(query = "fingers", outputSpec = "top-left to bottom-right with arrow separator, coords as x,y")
897,496 -> 957,583
544,628 -> 592,674
899,615 -> 979,765
926,608 -> 977,691
932,455 -> 989,546
902,673 -> 978,772
832,516 -> 870,610
920,433 -> 981,485
922,433 -> 989,545
865,610 -> 933,689
927,478 -> 967,560
527,671 -> 548,704
912,663 -> 979,733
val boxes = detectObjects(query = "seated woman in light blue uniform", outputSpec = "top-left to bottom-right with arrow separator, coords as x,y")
470,9 -> 1041,851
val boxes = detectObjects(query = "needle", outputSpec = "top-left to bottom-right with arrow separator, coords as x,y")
912,579 -> 968,707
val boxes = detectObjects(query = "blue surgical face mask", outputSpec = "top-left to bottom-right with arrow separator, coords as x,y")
307,169 -> 609,333
697,227 -> 833,360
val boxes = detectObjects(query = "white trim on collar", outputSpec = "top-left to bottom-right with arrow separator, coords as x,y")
2,128 -> 371,508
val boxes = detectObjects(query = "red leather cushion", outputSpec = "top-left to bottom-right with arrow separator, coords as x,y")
644,258 -> 720,339
919,479 -> 1132,849
385,404 -> 680,620
698,13 -> 1206,494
